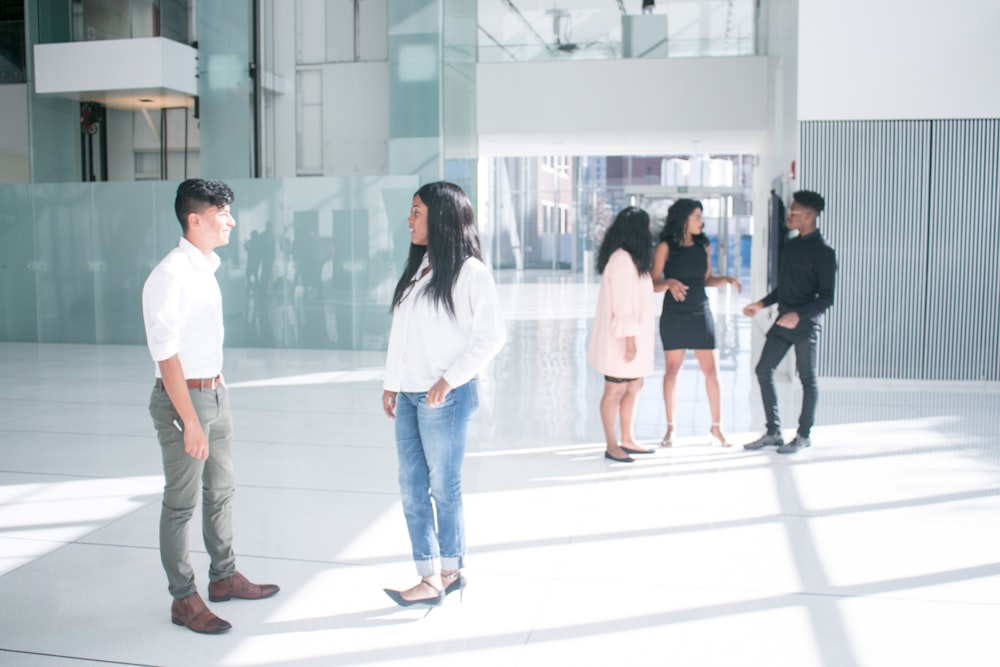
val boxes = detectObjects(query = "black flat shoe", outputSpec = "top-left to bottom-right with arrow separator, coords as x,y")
604,451 -> 634,463
621,446 -> 654,455
384,587 -> 444,608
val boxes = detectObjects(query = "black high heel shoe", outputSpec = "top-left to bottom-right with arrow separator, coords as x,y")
383,580 -> 444,608
442,572 -> 466,600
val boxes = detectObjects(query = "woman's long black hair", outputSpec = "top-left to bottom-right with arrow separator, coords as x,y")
391,181 -> 482,317
659,198 -> 708,248
596,206 -> 652,275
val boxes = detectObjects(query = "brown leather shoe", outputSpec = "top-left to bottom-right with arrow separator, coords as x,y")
171,593 -> 231,634
208,571 -> 280,602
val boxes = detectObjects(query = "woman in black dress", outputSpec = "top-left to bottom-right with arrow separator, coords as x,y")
652,199 -> 741,447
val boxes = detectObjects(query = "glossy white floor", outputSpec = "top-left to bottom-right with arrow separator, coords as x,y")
2,275 -> 1000,667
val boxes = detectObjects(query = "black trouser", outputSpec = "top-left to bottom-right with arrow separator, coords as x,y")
755,324 -> 819,439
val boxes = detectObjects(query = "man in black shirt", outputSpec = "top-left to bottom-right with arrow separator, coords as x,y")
743,190 -> 837,453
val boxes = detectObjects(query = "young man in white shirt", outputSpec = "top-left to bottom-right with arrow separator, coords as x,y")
143,179 -> 279,634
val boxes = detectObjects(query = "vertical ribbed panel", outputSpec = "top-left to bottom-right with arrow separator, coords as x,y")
801,118 -> 1000,381
801,120 -> 932,379
924,119 -> 1000,381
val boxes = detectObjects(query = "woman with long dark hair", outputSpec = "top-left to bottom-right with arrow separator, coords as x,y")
587,206 -> 655,462
381,182 -> 506,606
652,198 -> 741,447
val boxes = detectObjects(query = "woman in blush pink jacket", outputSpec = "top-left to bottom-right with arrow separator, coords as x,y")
587,206 -> 655,463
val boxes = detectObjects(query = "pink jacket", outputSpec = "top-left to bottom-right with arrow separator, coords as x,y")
587,249 -> 655,379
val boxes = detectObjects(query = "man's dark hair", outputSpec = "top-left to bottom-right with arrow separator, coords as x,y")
792,190 -> 825,216
174,179 -> 235,231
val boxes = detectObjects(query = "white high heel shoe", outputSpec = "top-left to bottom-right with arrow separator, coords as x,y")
710,422 -> 732,448
661,423 -> 674,447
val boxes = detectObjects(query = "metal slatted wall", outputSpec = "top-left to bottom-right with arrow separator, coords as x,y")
924,119 -> 1000,381
801,120 -> 932,379
800,119 -> 1000,381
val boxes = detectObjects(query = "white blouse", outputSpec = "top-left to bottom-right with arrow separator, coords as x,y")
384,254 -> 506,393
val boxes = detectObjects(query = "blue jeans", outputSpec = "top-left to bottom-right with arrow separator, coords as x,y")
394,379 -> 479,577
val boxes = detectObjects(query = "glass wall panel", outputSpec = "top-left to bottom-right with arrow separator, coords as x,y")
441,0 -> 476,195
157,0 -> 189,43
222,176 -> 416,350
0,184 -> 37,340
197,0 -> 254,179
0,166 -> 741,346
388,0 -> 442,180
27,95 -> 79,183
0,176 -> 420,349
91,182 -> 161,343
76,0 -> 187,42
32,0 -> 72,45
81,0 -> 132,40
33,182 -> 95,342
25,1 -> 78,183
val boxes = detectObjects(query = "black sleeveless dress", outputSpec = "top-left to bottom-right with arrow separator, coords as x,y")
659,243 -> 716,350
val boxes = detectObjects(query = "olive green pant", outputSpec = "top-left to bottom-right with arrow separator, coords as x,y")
149,383 -> 236,600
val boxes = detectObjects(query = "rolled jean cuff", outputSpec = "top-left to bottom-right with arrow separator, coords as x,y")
441,556 -> 462,572
415,557 -> 440,578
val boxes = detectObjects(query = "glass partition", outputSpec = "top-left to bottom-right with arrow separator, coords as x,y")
197,0 -> 253,179
0,1 -> 26,84
0,176 -> 421,348
442,0 -> 478,199
388,0 -> 444,180
0,183 -> 36,340
485,154 -> 754,280
75,0 -> 189,43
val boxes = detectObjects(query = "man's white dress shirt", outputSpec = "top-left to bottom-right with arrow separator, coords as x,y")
142,238 -> 225,378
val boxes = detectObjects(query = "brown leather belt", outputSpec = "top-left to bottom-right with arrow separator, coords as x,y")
155,375 -> 221,391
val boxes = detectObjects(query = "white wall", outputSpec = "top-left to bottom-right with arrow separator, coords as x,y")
759,0 -> 798,184
263,0 -> 390,178
323,62 -> 389,175
477,56 -> 770,155
749,0 -> 800,377
799,0 -> 1000,121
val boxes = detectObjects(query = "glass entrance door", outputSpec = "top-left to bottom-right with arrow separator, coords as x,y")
627,188 -> 751,286
486,157 -> 576,272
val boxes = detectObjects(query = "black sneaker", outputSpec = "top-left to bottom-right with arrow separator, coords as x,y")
743,433 -> 782,450
777,435 -> 811,454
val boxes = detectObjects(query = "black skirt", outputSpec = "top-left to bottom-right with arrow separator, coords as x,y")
659,307 -> 716,350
